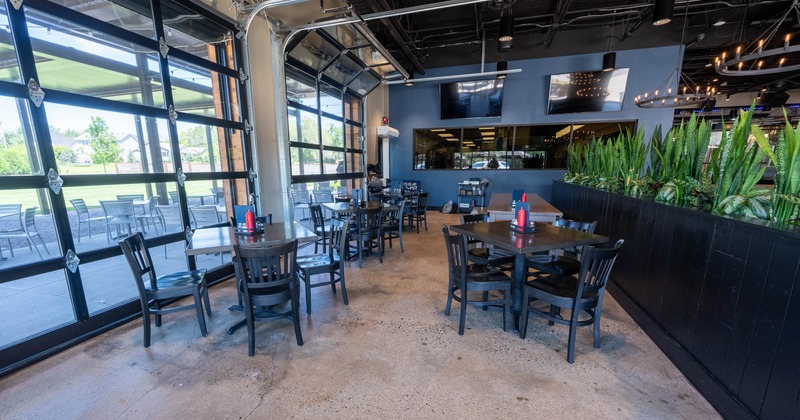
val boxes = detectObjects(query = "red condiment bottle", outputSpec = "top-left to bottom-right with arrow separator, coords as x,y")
245,209 -> 255,230
521,193 -> 527,202
517,208 -> 527,228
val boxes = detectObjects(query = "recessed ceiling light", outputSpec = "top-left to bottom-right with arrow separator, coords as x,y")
713,20 -> 726,27
431,129 -> 446,132
705,63 -> 712,67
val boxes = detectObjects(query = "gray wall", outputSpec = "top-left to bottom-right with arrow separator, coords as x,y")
387,45 -> 679,207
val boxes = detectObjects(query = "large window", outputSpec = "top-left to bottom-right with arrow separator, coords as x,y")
413,122 -> 636,170
0,0 -> 250,374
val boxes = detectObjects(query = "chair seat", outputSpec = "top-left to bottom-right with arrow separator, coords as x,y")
525,274 -> 598,303
463,265 -> 513,286
148,269 -> 207,290
468,248 -> 515,266
526,255 -> 581,276
297,253 -> 339,273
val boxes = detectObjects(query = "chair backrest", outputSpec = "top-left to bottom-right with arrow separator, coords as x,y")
69,199 -> 88,219
118,232 -> 157,296
168,191 -> 179,204
313,189 -> 333,204
575,239 -> 624,297
460,213 -> 488,224
22,207 -> 38,232
416,192 -> 429,212
554,218 -> 597,233
234,239 -> 298,300
117,194 -> 144,201
291,189 -> 310,205
255,214 -> 272,225
147,196 -> 159,213
190,205 -> 221,229
156,205 -> 183,233
355,205 -> 381,237
381,200 -> 405,226
309,204 -> 326,233
441,225 -> 468,282
0,203 -> 21,214
328,217 -> 349,259
100,200 -> 134,218
404,193 -> 420,214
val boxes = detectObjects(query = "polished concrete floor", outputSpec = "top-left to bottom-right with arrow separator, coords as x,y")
0,212 -> 720,419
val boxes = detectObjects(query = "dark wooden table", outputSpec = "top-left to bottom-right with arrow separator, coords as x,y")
449,220 -> 607,329
486,193 -> 563,223
321,200 -> 389,216
185,222 -> 318,335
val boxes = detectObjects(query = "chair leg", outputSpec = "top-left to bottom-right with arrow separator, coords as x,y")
503,288 -> 511,332
399,228 -> 404,253
357,239 -> 364,268
303,273 -> 312,315
458,288 -> 467,335
291,283 -> 304,346
593,307 -> 602,348
330,272 -> 337,294
193,289 -> 208,337
142,305 -> 151,348
423,213 -> 428,231
27,237 -> 43,259
519,287 -> 531,339
444,282 -> 453,316
339,269 -> 348,305
548,305 -> 558,326
245,303 -> 256,357
567,307 -> 581,363
36,234 -> 49,255
202,284 -> 212,317
154,301 -> 162,327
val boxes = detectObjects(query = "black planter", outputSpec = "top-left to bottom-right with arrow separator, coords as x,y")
551,180 -> 800,420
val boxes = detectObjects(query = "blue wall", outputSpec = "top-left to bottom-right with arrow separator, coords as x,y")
387,45 -> 678,207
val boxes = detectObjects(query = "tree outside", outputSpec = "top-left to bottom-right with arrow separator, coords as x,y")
88,116 -> 120,173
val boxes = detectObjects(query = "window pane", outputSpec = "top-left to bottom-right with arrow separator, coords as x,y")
169,58 -> 240,121
26,8 -> 164,107
320,81 -> 342,117
414,128 -> 460,170
176,122 -> 222,172
49,0 -> 155,39
323,53 -> 360,86
288,108 -> 319,145
291,146 -> 321,176
321,116 -> 343,147
184,180 -> 220,209
227,128 -> 246,172
348,70 -> 381,96
46,104 -> 172,174
513,124 -> 570,169
344,94 -> 361,122
323,150 -> 344,175
64,182 -> 180,253
345,151 -> 363,175
0,188 -> 59,268
160,0 -> 232,62
0,271 -> 75,349
82,255 -> 138,316
463,126 -> 512,169
0,4 -> 21,83
288,31 -> 339,72
345,123 -> 362,150
0,96 -> 41,176
286,70 -> 317,108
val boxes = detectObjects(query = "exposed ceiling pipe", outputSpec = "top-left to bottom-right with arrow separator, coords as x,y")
282,0 -> 492,32
364,0 -> 427,74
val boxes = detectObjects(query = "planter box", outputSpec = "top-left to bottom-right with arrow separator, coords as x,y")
551,180 -> 800,420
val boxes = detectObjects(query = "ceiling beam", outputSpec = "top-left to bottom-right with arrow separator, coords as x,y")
365,0 -> 427,75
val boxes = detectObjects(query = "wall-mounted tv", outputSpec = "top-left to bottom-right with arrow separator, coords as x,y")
440,79 -> 504,119
547,68 -> 629,114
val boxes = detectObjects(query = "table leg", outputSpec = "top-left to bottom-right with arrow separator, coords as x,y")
511,253 -> 526,331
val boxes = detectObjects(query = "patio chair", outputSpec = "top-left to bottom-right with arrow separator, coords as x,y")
100,200 -> 138,244
134,196 -> 162,234
156,204 -> 184,257
69,198 -> 108,242
291,188 -> 311,221
190,205 -> 221,229
0,207 -> 50,259
119,232 -> 211,348
168,191 -> 179,204
234,239 -> 303,356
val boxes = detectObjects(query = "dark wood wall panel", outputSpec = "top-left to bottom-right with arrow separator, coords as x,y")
551,181 -> 800,420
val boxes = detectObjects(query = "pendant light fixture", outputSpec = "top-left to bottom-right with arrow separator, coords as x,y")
498,9 -> 514,52
496,60 -> 508,79
652,0 -> 674,26
602,52 -> 616,72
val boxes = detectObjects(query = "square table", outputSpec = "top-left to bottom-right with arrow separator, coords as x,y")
449,220 -> 607,329
186,222 -> 318,335
485,193 -> 563,223
321,200 -> 389,216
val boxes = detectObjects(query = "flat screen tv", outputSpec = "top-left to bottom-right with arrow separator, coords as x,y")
440,79 -> 504,119
547,68 -> 629,114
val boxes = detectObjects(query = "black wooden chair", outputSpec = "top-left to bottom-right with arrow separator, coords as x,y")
354,205 -> 382,268
525,218 -> 598,278
380,200 -> 405,254
233,239 -> 303,356
460,213 -> 515,268
442,225 -> 512,335
296,218 -> 350,314
309,204 -> 330,253
520,239 -> 624,363
119,232 -> 211,347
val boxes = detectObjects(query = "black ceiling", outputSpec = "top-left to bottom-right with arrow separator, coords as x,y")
344,0 -> 800,96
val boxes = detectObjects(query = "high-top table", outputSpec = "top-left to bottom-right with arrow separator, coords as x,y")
485,193 -> 563,223
449,220 -> 607,329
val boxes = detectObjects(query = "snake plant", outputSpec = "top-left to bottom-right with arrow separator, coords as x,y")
751,109 -> 800,223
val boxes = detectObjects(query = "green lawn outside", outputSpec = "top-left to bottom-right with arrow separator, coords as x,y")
1,164 -> 221,212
